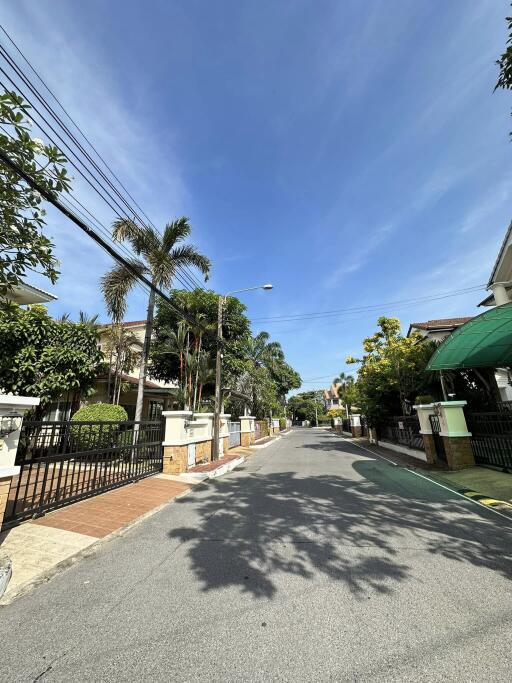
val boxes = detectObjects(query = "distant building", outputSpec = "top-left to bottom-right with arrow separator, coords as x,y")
94,320 -> 176,420
323,384 -> 341,410
407,317 -> 473,343
478,221 -> 512,307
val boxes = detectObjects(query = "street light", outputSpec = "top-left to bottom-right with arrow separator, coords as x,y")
212,283 -> 273,460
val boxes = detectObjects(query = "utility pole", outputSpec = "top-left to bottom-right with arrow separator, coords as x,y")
212,295 -> 224,461
212,284 -> 273,460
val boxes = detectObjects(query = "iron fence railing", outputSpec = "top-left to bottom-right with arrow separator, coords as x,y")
377,415 -> 424,451
4,419 -> 163,528
466,412 -> 512,471
342,418 -> 351,433
228,421 -> 241,448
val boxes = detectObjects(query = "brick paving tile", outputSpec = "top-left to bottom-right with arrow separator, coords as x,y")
32,476 -> 190,539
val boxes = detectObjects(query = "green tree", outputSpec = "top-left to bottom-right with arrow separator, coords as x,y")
102,324 -> 142,404
100,218 -> 210,422
245,332 -> 301,414
495,7 -> 512,134
0,90 -> 70,296
151,289 -> 251,408
287,391 -> 325,423
0,304 -> 104,412
346,316 -> 439,424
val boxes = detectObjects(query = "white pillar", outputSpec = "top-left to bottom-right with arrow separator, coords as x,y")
0,395 -> 40,477
491,283 -> 510,306
436,401 -> 471,438
413,403 -> 436,436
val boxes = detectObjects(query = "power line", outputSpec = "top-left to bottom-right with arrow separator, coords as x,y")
0,24 -> 204,291
251,285 -> 486,324
0,30 -> 205,292
0,148 -> 198,326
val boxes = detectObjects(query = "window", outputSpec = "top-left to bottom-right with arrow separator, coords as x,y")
148,400 -> 163,421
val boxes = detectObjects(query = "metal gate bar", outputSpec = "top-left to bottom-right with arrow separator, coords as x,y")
3,419 -> 163,528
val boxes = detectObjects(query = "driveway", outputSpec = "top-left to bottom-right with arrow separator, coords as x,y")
1,428 -> 512,681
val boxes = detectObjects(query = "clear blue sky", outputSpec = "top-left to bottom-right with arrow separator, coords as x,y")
3,1 -> 511,392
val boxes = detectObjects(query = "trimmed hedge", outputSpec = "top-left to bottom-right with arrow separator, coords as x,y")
71,403 -> 128,451
279,418 -> 286,431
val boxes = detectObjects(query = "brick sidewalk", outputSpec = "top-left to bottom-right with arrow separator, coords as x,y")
32,475 -> 190,538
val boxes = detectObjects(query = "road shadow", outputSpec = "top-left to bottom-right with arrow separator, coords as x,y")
168,440 -> 512,600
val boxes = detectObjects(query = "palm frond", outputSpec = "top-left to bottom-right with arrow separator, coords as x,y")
168,244 -> 211,281
162,217 -> 192,253
112,218 -> 154,256
100,259 -> 146,322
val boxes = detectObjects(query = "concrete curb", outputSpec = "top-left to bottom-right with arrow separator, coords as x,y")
252,436 -> 282,450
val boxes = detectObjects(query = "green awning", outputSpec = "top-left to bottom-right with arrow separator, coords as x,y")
427,303 -> 512,371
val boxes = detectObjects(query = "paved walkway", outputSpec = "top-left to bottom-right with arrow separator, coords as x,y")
1,428 -> 512,681
0,475 -> 191,603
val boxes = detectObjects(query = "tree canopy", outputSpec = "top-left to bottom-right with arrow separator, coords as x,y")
346,316 -> 439,424
0,304 -> 104,408
0,90 -> 70,296
495,7 -> 512,135
150,289 -> 301,418
287,391 -> 325,423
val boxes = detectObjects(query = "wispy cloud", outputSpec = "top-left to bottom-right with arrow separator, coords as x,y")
459,176 -> 511,234
324,223 -> 395,288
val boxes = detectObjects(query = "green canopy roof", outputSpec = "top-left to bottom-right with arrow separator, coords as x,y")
427,303 -> 512,371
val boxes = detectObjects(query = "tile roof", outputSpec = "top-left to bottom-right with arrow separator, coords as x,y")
409,317 -> 473,331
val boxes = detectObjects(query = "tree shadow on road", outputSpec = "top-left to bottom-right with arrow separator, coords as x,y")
168,437 -> 512,600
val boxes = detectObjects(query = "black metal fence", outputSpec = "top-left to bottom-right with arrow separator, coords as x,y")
228,421 -> 241,448
377,416 -> 424,451
342,418 -> 351,433
466,412 -> 512,471
4,419 -> 163,528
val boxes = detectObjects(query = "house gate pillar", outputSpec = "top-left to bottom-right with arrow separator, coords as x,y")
436,401 -> 475,470
240,416 -> 255,447
414,403 -> 438,465
0,395 -> 40,530
350,414 -> 362,437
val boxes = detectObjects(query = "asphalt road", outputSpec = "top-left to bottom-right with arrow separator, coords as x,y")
2,428 -> 512,682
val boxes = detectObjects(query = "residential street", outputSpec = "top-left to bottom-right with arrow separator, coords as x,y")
2,429 -> 512,682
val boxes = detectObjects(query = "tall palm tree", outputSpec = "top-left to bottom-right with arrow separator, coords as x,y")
100,217 -> 210,422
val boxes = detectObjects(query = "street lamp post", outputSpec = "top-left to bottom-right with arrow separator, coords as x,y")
212,284 -> 273,460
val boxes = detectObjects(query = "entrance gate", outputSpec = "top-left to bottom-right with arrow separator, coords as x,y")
3,419 -> 163,529
429,414 -> 446,462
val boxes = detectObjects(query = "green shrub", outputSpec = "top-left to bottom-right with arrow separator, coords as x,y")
279,418 -> 286,431
71,403 -> 128,451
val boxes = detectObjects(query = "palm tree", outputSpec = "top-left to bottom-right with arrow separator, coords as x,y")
102,324 -> 142,404
100,217 -> 210,422
246,331 -> 286,414
333,371 -> 354,386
